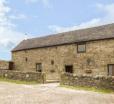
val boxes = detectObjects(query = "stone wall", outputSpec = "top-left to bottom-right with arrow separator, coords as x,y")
0,60 -> 9,70
12,39 -> 114,80
0,70 -> 45,83
61,73 -> 114,90
0,60 -> 13,70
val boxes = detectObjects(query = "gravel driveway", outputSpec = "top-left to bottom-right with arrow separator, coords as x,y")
0,82 -> 114,104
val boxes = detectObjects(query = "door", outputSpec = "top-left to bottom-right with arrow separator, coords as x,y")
108,64 -> 114,76
46,68 -> 60,82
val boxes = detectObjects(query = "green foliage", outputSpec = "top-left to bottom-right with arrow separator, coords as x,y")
60,85 -> 114,94
0,77 -> 39,85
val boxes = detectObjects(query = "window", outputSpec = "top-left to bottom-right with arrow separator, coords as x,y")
77,43 -> 86,53
36,63 -> 42,72
108,64 -> 114,76
25,57 -> 28,62
65,65 -> 73,73
51,60 -> 54,65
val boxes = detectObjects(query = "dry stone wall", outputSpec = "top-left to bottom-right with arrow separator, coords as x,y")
0,70 -> 45,83
61,73 -> 114,90
0,60 -> 9,70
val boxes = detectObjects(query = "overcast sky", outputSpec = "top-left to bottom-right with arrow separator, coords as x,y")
0,0 -> 114,60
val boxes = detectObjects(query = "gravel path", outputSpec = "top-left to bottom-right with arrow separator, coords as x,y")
0,82 -> 114,104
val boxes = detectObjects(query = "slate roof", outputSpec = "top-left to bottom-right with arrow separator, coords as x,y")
12,23 -> 114,52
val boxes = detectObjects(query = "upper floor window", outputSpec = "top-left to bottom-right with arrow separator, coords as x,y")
77,43 -> 86,53
108,64 -> 114,76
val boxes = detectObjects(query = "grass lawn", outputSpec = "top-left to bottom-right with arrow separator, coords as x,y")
60,85 -> 114,94
0,77 -> 39,85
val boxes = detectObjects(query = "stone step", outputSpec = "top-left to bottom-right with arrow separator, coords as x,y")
46,80 -> 60,83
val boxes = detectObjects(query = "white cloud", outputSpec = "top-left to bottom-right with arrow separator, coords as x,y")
25,0 -> 51,8
25,0 -> 38,3
0,27 -> 25,49
49,3 -> 114,33
0,0 -> 10,14
96,3 -> 114,22
9,14 -> 27,20
0,0 -> 12,27
0,0 -> 28,58
49,19 -> 102,33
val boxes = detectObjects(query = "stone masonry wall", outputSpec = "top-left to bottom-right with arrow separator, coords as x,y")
61,73 -> 114,90
0,70 -> 45,83
12,39 -> 114,80
0,60 -> 9,70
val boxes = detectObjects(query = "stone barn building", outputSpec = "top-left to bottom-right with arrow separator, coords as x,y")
12,23 -> 114,82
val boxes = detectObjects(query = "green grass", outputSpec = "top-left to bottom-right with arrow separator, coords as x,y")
0,77 -> 39,85
60,85 -> 114,94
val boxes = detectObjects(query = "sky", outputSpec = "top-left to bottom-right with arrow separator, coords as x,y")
0,0 -> 114,60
